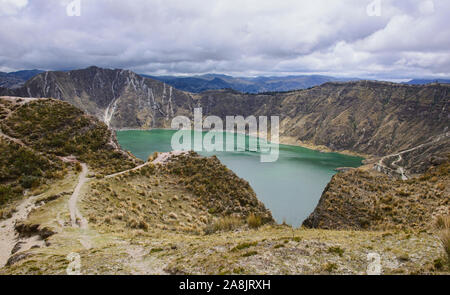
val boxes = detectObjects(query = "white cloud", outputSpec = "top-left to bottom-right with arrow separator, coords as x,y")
0,0 -> 28,16
0,0 -> 448,79
419,0 -> 435,15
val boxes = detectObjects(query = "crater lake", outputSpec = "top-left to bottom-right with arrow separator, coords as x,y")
116,129 -> 363,226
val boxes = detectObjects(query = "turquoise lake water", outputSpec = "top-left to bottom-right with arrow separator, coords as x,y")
116,129 -> 362,227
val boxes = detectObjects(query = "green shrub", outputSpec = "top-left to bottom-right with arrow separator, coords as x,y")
433,258 -> 445,270
324,263 -> 338,272
0,185 -> 12,206
20,175 -> 40,189
150,248 -> 164,254
327,246 -> 345,257
242,251 -> 258,257
231,241 -> 258,252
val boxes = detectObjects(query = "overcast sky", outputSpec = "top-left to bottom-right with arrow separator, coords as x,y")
0,0 -> 449,80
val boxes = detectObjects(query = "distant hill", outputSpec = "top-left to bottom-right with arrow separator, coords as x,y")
0,70 -> 43,89
8,70 -> 44,81
0,72 -> 23,89
405,79 -> 450,85
141,73 -> 359,93
141,76 -> 233,93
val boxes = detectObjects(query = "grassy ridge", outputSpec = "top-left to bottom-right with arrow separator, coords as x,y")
2,99 -> 138,174
161,152 -> 273,222
0,97 -> 139,211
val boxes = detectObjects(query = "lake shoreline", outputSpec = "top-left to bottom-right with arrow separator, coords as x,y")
114,127 -> 367,159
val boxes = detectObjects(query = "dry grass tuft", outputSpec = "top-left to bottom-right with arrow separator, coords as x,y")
439,231 -> 450,255
247,214 -> 262,229
438,231 -> 450,270
204,216 -> 242,234
435,215 -> 450,230
435,215 -> 450,268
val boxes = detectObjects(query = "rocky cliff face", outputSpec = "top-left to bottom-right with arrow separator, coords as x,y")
195,82 -> 449,158
9,67 -> 449,160
273,81 -> 449,157
11,66 -> 194,129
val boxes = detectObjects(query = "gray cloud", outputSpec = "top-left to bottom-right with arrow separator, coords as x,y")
0,0 -> 449,80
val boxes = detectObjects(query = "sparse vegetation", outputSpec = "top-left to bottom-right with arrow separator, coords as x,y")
161,152 -> 273,223
304,159 -> 450,230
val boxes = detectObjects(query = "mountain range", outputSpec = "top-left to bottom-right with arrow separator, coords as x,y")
142,74 -> 450,93
141,73 -> 360,93
1,67 -> 448,93
1,66 -> 448,160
